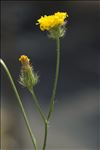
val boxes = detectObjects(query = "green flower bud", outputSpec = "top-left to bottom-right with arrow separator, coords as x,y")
19,55 -> 39,91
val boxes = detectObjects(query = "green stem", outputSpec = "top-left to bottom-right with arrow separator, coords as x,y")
0,59 -> 37,150
47,37 -> 60,121
42,122 -> 48,150
30,89 -> 47,124
41,37 -> 60,150
30,89 -> 48,150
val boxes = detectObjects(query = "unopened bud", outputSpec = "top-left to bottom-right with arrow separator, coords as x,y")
19,55 -> 39,91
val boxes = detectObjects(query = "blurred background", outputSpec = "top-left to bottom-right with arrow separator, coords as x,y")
1,1 -> 100,150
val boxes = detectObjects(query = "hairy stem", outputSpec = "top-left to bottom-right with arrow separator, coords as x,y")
30,89 -> 47,124
30,89 -> 48,150
42,122 -> 48,150
47,37 -> 60,121
42,37 -> 60,150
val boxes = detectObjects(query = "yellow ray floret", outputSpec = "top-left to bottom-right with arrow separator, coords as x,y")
36,12 -> 68,31
19,55 -> 30,65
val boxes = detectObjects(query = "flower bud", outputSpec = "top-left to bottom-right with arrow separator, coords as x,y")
19,55 -> 39,91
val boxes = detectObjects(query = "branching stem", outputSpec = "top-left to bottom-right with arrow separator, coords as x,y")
0,59 -> 37,150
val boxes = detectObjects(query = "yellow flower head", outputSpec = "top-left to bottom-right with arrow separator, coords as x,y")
36,12 -> 68,31
19,55 -> 30,65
